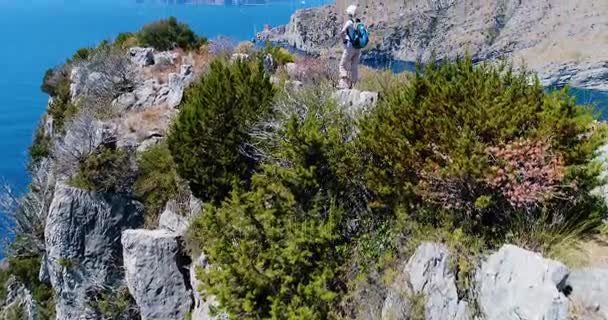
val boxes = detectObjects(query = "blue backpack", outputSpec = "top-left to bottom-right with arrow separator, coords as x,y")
351,20 -> 369,49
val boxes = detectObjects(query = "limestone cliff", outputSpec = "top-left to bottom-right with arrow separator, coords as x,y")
258,0 -> 608,90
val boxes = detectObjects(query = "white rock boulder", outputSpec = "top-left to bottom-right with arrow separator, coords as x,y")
477,245 -> 569,320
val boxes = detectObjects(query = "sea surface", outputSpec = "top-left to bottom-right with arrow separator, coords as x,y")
0,0 -> 607,250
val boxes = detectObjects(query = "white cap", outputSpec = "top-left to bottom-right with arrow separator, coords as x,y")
346,4 -> 357,16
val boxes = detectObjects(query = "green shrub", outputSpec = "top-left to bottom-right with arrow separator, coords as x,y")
168,59 -> 275,203
188,165 -> 346,319
71,47 -> 93,62
259,43 -> 295,66
29,126 -> 51,165
137,17 -> 206,51
187,86 -> 368,319
6,255 -> 55,318
359,58 -> 606,245
134,143 -> 187,225
88,285 -> 140,320
70,144 -> 135,194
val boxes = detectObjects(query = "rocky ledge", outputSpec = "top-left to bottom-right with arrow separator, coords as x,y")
258,0 -> 608,91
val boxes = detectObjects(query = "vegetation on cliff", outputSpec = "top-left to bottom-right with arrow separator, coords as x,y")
180,57 -> 606,319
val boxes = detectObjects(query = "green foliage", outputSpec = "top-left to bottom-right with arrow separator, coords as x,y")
71,47 -> 93,62
41,66 -> 78,132
0,268 -> 8,303
137,17 -> 206,51
259,43 -> 295,66
70,144 -> 135,194
359,58 -> 606,243
28,126 -> 51,165
187,87 -> 365,319
168,59 -> 275,203
357,67 -> 412,93
6,255 -> 55,319
88,285 -> 140,320
189,166 -> 346,319
134,142 -> 187,225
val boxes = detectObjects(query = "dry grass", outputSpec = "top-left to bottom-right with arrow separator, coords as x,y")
357,66 -> 412,92
118,104 -> 175,141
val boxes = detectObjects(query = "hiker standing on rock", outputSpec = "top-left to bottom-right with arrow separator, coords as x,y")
339,4 -> 369,89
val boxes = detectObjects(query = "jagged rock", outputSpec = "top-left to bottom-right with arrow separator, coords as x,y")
122,229 -> 192,320
0,276 -> 39,320
113,92 -> 137,110
159,201 -> 190,235
38,254 -> 50,284
477,244 -> 569,320
132,79 -> 160,109
129,47 -> 155,67
167,64 -> 195,108
190,253 -> 226,320
44,183 -> 144,320
382,242 -> 470,320
334,89 -> 379,113
539,61 -> 608,91
154,51 -> 179,66
566,268 -> 608,319
70,66 -> 87,100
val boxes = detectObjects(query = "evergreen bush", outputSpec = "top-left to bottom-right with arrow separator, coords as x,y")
134,142 -> 187,225
70,144 -> 136,194
359,58 -> 606,245
168,59 -> 275,203
137,17 -> 206,51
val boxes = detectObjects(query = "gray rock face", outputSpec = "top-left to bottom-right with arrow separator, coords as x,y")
159,201 -> 190,236
382,242 -> 470,320
44,183 -> 144,320
154,51 -> 179,66
334,89 -> 379,113
567,268 -> 608,319
167,64 -> 195,108
262,0 -> 608,91
129,47 -> 155,67
122,229 -> 193,320
477,244 -> 569,320
113,64 -> 194,110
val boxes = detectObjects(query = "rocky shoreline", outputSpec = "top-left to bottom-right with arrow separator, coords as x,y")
258,0 -> 608,91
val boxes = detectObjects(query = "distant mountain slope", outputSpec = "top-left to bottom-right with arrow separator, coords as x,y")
259,0 -> 608,90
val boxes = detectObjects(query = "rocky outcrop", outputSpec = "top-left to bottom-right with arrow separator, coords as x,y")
44,183 -> 144,320
477,244 -> 570,320
382,242 -> 470,320
113,63 -> 194,111
261,0 -> 608,91
567,268 -> 608,319
122,229 -> 193,320
334,89 -> 379,113
159,200 -> 190,236
129,47 -> 155,67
